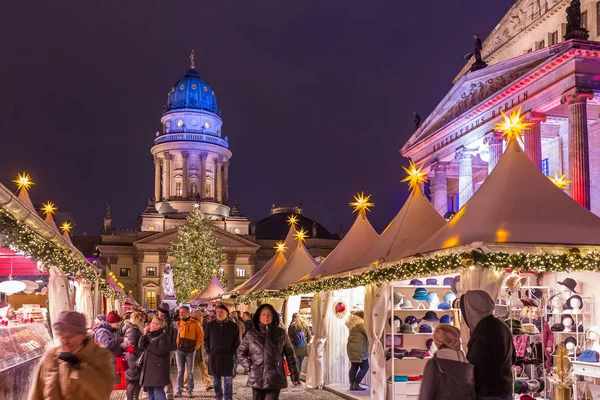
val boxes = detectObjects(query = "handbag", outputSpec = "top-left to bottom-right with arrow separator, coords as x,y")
135,352 -> 145,370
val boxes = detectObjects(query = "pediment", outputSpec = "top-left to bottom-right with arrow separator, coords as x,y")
134,225 -> 259,250
403,43 -> 570,154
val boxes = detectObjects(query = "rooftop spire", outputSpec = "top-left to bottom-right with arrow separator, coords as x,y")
190,49 -> 195,70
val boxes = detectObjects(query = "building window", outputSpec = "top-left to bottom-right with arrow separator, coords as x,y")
146,266 -> 157,276
236,268 -> 246,277
550,31 -> 558,46
146,291 -> 156,310
542,158 -> 550,176
582,10 -> 588,30
535,40 -> 545,50
206,182 -> 212,198
120,268 -> 131,277
175,181 -> 182,197
218,268 -> 225,275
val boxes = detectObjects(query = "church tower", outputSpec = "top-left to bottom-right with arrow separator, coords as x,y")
140,51 -> 249,235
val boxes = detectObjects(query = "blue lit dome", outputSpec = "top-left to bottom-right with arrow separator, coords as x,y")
166,68 -> 218,114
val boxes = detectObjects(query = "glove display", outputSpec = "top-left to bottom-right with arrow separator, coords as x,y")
58,352 -> 81,369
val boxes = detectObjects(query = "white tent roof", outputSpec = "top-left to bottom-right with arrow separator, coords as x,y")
415,139 -> 600,254
190,274 -> 225,303
44,213 -> 61,235
282,224 -> 297,257
348,185 -> 447,270
301,212 -> 378,281
235,252 -> 287,295
253,242 -> 318,291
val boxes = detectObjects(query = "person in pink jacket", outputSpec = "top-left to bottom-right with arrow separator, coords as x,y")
522,306 -> 553,372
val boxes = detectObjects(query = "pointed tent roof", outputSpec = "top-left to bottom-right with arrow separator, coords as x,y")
416,139 -> 600,254
234,251 -> 287,295
17,188 -> 35,213
282,223 -> 297,257
190,274 -> 225,303
63,231 -> 73,244
301,212 -> 378,281
44,213 -> 61,235
252,242 -> 318,292
348,185 -> 447,270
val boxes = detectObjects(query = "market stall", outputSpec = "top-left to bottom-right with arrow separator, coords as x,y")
189,273 -> 226,307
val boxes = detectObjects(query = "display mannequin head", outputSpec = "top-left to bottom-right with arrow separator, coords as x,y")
562,315 -> 574,331
588,326 -> 600,341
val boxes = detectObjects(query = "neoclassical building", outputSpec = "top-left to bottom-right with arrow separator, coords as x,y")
402,1 -> 600,217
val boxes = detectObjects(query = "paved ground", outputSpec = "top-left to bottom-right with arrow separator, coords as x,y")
110,366 -> 345,400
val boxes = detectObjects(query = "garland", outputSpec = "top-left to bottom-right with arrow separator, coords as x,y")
0,207 -> 102,287
98,279 -> 127,301
237,249 -> 600,302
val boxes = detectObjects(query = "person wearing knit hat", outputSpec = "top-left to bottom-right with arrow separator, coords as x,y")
93,310 -> 124,357
29,311 -> 115,399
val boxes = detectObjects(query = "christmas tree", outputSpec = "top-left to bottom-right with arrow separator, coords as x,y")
169,207 -> 225,302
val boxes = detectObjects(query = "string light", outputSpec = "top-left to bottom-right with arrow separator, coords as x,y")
13,172 -> 34,191
349,192 -> 374,214
401,161 -> 430,190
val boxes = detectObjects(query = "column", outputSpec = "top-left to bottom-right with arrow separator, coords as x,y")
215,158 -> 223,203
162,152 -> 171,200
154,156 -> 162,201
226,254 -> 236,291
561,88 -> 594,209
223,160 -> 229,204
455,147 -> 474,209
431,161 -> 448,216
200,152 -> 207,199
484,134 -> 504,174
525,112 -> 546,170
181,151 -> 189,198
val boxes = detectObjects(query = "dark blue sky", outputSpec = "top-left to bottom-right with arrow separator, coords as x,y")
0,1 -> 515,235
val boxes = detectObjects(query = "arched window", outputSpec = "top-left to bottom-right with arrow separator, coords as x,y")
191,182 -> 198,195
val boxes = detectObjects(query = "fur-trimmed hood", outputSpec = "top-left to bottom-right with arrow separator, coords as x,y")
345,314 -> 364,330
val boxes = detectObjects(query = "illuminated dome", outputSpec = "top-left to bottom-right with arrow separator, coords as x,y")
166,68 -> 218,114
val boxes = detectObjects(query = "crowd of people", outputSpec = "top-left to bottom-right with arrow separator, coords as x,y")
27,302 -> 306,400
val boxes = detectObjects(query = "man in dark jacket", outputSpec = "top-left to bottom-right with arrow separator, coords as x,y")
204,303 -> 239,400
157,302 -> 177,400
460,290 -> 515,400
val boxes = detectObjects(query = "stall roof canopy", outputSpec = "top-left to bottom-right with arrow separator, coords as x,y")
0,247 -> 47,277
415,139 -> 600,254
252,242 -> 317,292
234,252 -> 287,295
301,212 -> 378,281
190,273 -> 225,303
348,185 -> 446,270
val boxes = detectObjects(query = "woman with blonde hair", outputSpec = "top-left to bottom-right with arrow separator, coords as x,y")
123,311 -> 146,400
418,324 -> 475,400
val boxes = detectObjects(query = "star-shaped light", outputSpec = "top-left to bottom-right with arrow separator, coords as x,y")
494,106 -> 534,142
401,161 -> 430,190
193,203 -> 200,209
549,172 -> 571,190
349,192 -> 374,214
274,241 -> 287,253
13,172 -> 34,191
41,201 -> 57,217
287,214 -> 298,226
293,227 -> 308,243
60,221 -> 72,234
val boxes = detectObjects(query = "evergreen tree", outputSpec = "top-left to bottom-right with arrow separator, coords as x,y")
169,208 -> 225,302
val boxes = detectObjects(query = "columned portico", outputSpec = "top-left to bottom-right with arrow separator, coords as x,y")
216,158 -> 223,203
154,156 -> 161,201
181,151 -> 189,198
484,134 -> 503,174
562,88 -> 594,209
431,161 -> 448,215
456,147 -> 474,208
163,152 -> 172,200
525,112 -> 546,170
226,254 -> 236,291
200,152 -> 207,200
223,161 -> 229,204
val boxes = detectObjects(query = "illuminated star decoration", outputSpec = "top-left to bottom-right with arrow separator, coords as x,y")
60,221 -> 72,234
193,203 -> 200,209
274,241 -> 287,253
549,172 -> 571,190
293,228 -> 308,244
41,201 -> 57,217
401,161 -> 430,190
494,106 -> 534,142
13,172 -> 34,191
287,214 -> 298,226
349,192 -> 374,214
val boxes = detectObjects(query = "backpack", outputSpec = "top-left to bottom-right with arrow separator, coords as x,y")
294,328 -> 307,348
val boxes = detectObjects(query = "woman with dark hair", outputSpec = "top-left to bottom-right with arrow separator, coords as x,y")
139,317 -> 171,400
288,312 -> 312,373
238,304 -> 300,400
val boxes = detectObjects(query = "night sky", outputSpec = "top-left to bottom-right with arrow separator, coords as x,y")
0,1 -> 515,236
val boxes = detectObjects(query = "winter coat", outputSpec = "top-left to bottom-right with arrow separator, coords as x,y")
28,336 -> 114,400
288,322 -> 312,357
177,317 -> 203,352
237,304 -> 299,390
138,328 -> 171,388
122,321 -> 143,383
522,316 -> 553,372
93,321 -> 124,356
346,315 -> 369,363
164,316 -> 178,352
418,348 -> 476,400
204,316 -> 239,376
461,290 -> 516,397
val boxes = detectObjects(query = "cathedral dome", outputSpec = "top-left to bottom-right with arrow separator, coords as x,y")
166,68 -> 218,114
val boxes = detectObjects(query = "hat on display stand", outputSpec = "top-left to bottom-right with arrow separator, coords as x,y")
425,278 -> 437,286
422,311 -> 439,323
443,291 -> 456,305
400,300 -> 414,309
404,316 -> 421,326
551,323 -> 565,332
413,288 -> 428,301
565,294 -> 584,310
440,315 -> 453,324
400,323 -> 414,334
557,277 -> 578,293
442,277 -> 454,286
437,303 -> 450,310
409,279 -> 423,286
426,292 -> 439,305
577,349 -> 600,363
418,324 -> 433,333
504,318 -> 523,335
521,323 -> 539,335
504,274 -> 527,293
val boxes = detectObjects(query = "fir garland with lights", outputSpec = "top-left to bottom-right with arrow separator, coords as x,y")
169,207 -> 226,302
237,249 -> 600,302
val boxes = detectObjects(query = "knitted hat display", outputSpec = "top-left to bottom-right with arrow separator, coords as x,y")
413,288 -> 428,301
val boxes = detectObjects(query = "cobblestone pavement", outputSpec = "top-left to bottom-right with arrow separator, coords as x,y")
110,367 -> 346,400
